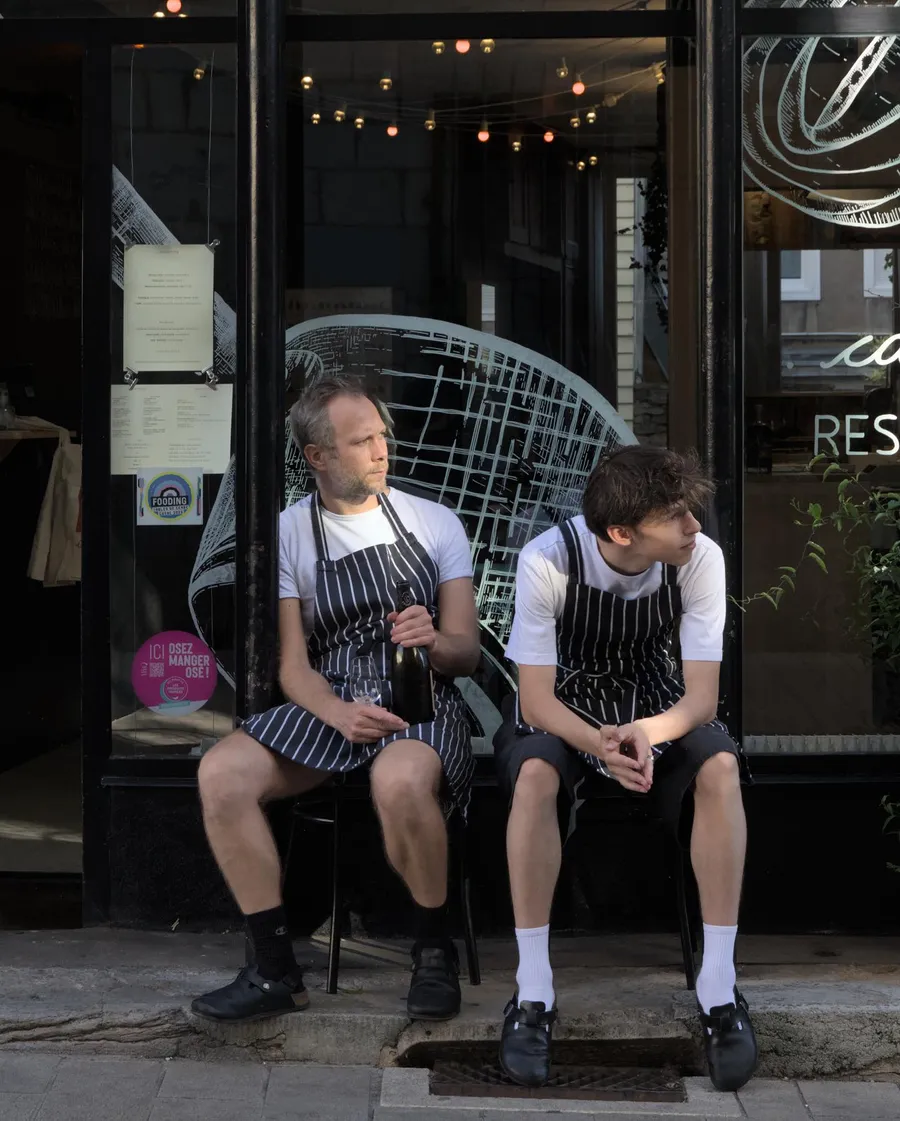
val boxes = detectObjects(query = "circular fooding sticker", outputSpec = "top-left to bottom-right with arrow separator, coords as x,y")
132,630 -> 218,716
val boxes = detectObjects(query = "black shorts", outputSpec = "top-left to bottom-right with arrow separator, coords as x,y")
493,719 -> 746,845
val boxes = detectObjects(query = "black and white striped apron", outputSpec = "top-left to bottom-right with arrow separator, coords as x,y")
514,518 -> 737,786
243,491 -> 474,815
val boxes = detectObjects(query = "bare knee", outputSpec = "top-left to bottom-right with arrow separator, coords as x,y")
198,732 -> 274,818
371,747 -> 439,820
695,751 -> 740,800
513,757 -> 560,809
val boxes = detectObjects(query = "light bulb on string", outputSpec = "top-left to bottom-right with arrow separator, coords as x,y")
379,74 -> 393,91
165,0 -> 181,11
334,106 -> 346,123
570,112 -> 581,129
577,160 -> 586,171
354,115 -> 365,129
193,66 -> 205,80
301,74 -> 313,90
177,11 -> 186,16
572,74 -> 585,96
133,43 -> 145,48
586,106 -> 597,124
477,120 -> 490,142
653,62 -> 665,85
387,122 -> 399,137
589,155 -> 598,166
455,39 -> 471,54
543,129 -> 555,143
432,40 -> 445,55
153,9 -> 165,16
556,58 -> 569,79
602,93 -> 622,109
311,111 -> 321,124
425,111 -> 437,131
512,138 -> 522,152
480,38 -> 495,54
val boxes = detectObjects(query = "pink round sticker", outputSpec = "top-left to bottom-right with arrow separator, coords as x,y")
132,630 -> 218,716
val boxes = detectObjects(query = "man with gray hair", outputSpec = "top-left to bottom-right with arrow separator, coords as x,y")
192,374 -> 480,1024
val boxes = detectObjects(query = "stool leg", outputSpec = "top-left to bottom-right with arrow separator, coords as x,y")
326,796 -> 341,995
454,819 -> 480,986
675,850 -> 697,991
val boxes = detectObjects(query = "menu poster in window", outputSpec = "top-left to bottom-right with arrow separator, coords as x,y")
123,244 -> 214,373
111,384 -> 233,475
136,468 -> 204,526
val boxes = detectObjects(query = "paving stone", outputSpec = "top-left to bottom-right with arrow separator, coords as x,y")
799,1080 -> 900,1120
158,1060 -> 269,1102
265,1063 -> 373,1112
737,1080 -> 811,1121
149,1100 -> 262,1121
0,1053 -> 60,1093
34,1092 -> 154,1121
51,1057 -> 163,1097
0,1095 -> 41,1121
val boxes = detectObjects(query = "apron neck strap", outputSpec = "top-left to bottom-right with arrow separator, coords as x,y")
311,491 -> 331,563
662,563 -> 679,586
378,490 -> 408,538
560,519 -> 584,584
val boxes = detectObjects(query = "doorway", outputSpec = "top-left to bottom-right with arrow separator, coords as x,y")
0,45 -> 83,926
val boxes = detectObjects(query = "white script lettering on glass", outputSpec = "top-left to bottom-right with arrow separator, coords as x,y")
820,335 -> 900,370
814,414 -> 900,458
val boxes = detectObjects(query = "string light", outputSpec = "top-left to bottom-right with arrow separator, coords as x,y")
570,112 -> 581,128
512,138 -> 522,152
133,43 -> 145,48
589,155 -> 598,166
602,93 -> 622,108
379,75 -> 392,91
572,74 -> 585,96
477,120 -> 490,142
153,9 -> 165,16
387,122 -> 399,137
354,115 -> 365,129
301,74 -> 313,90
165,0 -> 181,11
556,58 -> 569,79
543,129 -> 555,143
577,160 -> 586,171
311,111 -> 321,124
653,62 -> 665,85
586,107 -> 597,125
432,41 -> 446,55
480,38 -> 495,54
193,66 -> 205,80
334,106 -> 346,123
425,111 -> 436,131
455,39 -> 471,54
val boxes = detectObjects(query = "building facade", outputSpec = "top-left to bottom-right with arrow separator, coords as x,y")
1,0 -> 900,938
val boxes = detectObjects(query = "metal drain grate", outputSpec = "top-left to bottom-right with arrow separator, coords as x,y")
430,1061 -> 686,1102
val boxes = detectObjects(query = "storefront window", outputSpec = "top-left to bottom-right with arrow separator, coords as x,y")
742,32 -> 900,753
283,37 -> 693,750
0,1 -> 233,14
109,44 -> 237,756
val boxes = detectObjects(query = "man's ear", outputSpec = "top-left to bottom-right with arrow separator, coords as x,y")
607,525 -> 633,547
305,443 -> 327,472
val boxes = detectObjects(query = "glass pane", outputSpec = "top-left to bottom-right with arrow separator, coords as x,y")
0,1 -> 233,14
281,37 -> 693,750
742,33 -> 900,755
289,0 -> 668,11
109,44 -> 237,757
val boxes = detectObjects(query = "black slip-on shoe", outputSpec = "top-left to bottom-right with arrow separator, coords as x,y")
406,942 -> 461,1021
700,987 -> 758,1092
499,994 -> 558,1088
191,965 -> 310,1023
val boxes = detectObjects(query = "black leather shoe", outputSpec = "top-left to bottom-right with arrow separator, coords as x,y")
406,942 -> 461,1021
191,965 -> 309,1023
700,987 -> 758,1092
499,994 -> 558,1088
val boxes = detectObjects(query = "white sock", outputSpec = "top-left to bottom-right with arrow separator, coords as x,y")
515,924 -> 555,1010
696,924 -> 738,1015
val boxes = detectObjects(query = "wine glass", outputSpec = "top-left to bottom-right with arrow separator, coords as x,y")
349,655 -> 381,705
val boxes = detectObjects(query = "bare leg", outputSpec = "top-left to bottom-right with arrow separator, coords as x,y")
369,739 -> 447,906
198,730 -> 328,914
691,752 -> 746,926
507,758 -> 562,929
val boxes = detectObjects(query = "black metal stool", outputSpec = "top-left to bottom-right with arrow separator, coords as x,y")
281,776 -> 481,994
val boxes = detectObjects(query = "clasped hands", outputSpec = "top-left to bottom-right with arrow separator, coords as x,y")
592,722 -> 654,793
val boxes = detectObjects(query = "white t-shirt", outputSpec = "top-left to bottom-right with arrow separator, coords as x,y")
279,488 -> 474,631
505,515 -> 725,667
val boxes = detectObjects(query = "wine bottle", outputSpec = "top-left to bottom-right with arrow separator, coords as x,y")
390,581 -> 435,725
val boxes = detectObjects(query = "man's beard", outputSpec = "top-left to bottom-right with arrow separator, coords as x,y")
333,467 -> 388,503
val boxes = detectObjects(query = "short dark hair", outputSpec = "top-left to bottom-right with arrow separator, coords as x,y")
582,445 -> 713,541
289,373 -> 392,460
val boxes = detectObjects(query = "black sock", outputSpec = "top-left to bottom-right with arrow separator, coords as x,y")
245,905 -> 298,981
413,901 -> 450,948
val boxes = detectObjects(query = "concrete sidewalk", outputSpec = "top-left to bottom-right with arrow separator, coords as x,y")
1,931 -> 900,1080
2,1056 -> 900,1121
